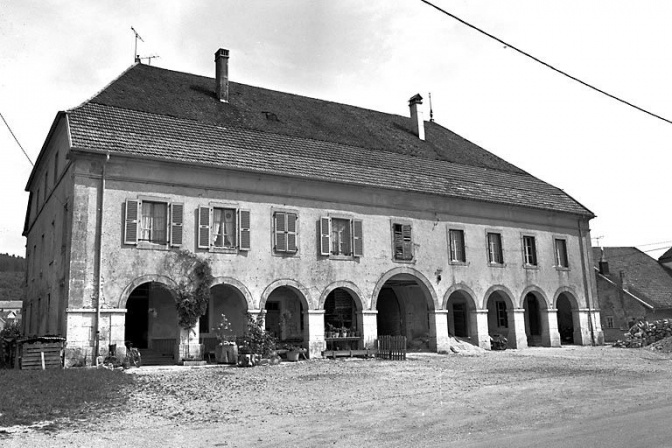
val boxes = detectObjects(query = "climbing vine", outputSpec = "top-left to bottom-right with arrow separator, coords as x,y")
171,250 -> 214,333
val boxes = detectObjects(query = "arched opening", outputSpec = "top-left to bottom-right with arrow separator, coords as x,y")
200,284 -> 248,350
125,282 -> 177,356
376,273 -> 433,351
446,291 -> 474,339
265,286 -> 306,345
486,291 -> 513,348
523,292 -> 546,346
557,293 -> 575,344
324,288 -> 360,336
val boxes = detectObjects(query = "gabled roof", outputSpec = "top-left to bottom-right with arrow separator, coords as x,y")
659,247 -> 672,264
593,247 -> 672,309
64,63 -> 593,217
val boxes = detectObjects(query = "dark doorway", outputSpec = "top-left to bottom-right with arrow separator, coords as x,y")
452,303 -> 468,337
557,293 -> 575,344
125,283 -> 150,349
377,287 -> 402,336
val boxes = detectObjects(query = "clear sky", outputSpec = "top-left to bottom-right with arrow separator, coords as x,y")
1,1 -> 671,259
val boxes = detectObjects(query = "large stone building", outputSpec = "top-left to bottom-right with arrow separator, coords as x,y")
23,49 -> 603,366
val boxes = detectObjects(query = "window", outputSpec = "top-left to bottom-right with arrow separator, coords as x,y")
496,301 -> 508,328
392,223 -> 413,261
449,229 -> 465,262
487,232 -> 503,264
198,205 -> 250,251
273,211 -> 298,253
320,216 -> 363,257
606,316 -> 614,329
555,238 -> 569,268
523,236 -> 537,266
124,199 -> 183,246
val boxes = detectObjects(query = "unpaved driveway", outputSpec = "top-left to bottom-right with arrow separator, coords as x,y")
4,346 -> 672,447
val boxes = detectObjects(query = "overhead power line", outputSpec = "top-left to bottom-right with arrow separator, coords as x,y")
1,112 -> 34,166
420,0 -> 672,126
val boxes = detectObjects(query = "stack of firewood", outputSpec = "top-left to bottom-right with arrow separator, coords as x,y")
613,319 -> 672,348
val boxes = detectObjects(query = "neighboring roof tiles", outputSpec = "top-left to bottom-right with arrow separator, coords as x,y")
65,63 -> 593,217
593,247 -> 672,309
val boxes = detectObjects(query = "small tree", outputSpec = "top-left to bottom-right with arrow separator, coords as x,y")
239,313 -> 276,358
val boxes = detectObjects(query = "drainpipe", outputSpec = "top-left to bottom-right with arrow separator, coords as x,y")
95,153 -> 110,359
577,219 -> 596,345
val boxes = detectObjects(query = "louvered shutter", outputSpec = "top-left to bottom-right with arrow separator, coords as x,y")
320,217 -> 331,256
352,219 -> 363,257
275,212 -> 287,252
239,209 -> 251,251
124,199 -> 140,245
170,203 -> 184,247
198,206 -> 211,249
402,224 -> 413,260
287,213 -> 297,253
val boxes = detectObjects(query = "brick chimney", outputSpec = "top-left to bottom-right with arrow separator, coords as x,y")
408,94 -> 425,140
215,48 -> 230,102
619,271 -> 629,291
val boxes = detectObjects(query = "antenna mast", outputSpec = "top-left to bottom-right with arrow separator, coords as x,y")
429,92 -> 434,122
131,26 -> 144,63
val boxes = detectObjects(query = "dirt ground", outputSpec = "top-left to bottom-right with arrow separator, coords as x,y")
3,345 -> 672,447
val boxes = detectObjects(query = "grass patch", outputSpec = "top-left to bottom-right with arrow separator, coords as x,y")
0,368 -> 134,428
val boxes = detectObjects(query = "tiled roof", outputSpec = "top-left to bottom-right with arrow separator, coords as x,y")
593,247 -> 672,309
67,63 -> 593,217
659,247 -> 672,263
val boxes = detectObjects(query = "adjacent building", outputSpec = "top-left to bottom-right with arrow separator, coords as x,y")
23,48 -> 603,366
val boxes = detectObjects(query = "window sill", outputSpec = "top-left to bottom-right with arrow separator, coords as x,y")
554,266 -> 570,272
136,242 -> 169,251
488,262 -> 506,268
210,247 -> 238,254
273,251 -> 300,258
449,260 -> 469,267
393,257 -> 415,264
327,254 -> 359,261
523,264 -> 539,271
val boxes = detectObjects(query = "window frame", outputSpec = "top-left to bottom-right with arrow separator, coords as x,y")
124,196 -> 184,249
319,214 -> 363,259
448,228 -> 467,264
272,209 -> 299,255
486,231 -> 504,266
391,220 -> 414,262
198,202 -> 251,253
605,315 -> 614,329
522,235 -> 538,268
496,300 -> 508,328
554,237 -> 570,269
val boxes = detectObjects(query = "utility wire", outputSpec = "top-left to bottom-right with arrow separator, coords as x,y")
420,0 -> 672,126
1,112 -> 34,166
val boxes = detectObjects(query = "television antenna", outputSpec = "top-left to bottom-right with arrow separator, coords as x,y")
139,55 -> 160,65
131,26 -> 144,63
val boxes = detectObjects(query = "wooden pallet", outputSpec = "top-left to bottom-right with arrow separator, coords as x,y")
21,342 -> 63,370
322,349 -> 377,359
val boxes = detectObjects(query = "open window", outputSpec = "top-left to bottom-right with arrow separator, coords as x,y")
124,199 -> 183,247
320,216 -> 363,258
198,205 -> 250,252
392,222 -> 413,261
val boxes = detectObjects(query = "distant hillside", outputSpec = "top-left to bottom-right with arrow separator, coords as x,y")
0,254 -> 24,302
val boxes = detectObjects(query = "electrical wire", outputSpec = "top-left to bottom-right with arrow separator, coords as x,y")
420,0 -> 672,126
1,112 -> 34,166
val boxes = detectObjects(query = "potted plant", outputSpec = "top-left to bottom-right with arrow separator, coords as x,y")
237,313 -> 277,367
212,314 -> 238,364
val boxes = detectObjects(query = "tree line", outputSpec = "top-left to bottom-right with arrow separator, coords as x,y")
0,254 -> 25,273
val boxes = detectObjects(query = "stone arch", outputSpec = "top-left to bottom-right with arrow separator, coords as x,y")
318,281 -> 365,311
118,274 -> 177,308
553,286 -> 580,309
519,285 -> 551,309
370,267 -> 438,311
210,276 -> 254,310
481,284 -> 516,310
442,283 -> 478,310
260,279 -> 312,310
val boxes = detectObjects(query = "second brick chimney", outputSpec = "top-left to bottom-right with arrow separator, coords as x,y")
409,94 -> 425,140
215,48 -> 230,102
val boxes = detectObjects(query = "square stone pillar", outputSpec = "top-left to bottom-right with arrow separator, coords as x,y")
542,309 -> 561,347
428,310 -> 450,352
177,326 -> 202,362
306,310 -> 325,358
470,310 -> 491,350
508,309 -> 528,349
359,310 -> 378,349
573,309 -> 603,346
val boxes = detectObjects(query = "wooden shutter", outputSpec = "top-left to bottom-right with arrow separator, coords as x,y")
320,217 -> 331,256
400,224 -> 413,260
275,212 -> 287,252
169,203 -> 184,247
124,199 -> 140,245
198,206 -> 211,249
352,219 -> 363,257
239,209 -> 251,251
287,213 -> 297,253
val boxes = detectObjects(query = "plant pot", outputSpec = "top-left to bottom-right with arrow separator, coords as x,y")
215,344 -> 238,364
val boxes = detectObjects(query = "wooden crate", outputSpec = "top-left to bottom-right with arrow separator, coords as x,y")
20,342 -> 63,370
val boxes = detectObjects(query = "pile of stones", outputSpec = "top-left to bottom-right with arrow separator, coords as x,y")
613,319 -> 672,348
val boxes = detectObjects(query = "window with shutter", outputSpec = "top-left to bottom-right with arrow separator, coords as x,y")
286,213 -> 297,253
393,223 -> 413,261
352,219 -> 363,257
449,229 -> 466,262
198,206 -> 211,249
170,203 -> 184,247
274,211 -> 298,254
320,217 -> 331,256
